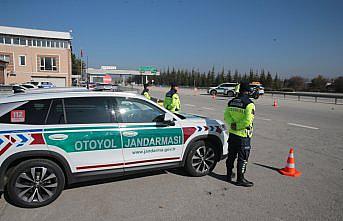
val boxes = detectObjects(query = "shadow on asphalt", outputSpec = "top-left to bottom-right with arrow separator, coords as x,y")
1,171 -> 169,208
199,93 -> 229,101
253,162 -> 280,172
66,170 -> 167,190
208,172 -> 227,182
166,168 -> 189,176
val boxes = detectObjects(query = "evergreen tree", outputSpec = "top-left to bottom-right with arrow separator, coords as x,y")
265,72 -> 273,88
249,69 -> 254,82
242,73 -> 248,82
215,74 -> 220,85
233,70 -> 239,82
259,69 -> 266,85
273,73 -> 282,90
226,70 -> 232,82
219,68 -> 225,83
207,70 -> 212,86
254,70 -> 259,82
201,72 -> 206,87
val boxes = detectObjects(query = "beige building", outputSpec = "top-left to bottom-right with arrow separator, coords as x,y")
0,25 -> 72,87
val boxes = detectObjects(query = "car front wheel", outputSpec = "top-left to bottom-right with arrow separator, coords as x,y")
185,140 -> 217,177
210,90 -> 217,96
5,159 -> 65,208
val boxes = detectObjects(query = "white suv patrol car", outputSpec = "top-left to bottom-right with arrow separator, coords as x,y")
0,89 -> 228,208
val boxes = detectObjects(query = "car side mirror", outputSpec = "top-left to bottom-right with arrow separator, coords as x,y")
164,112 -> 174,122
154,113 -> 175,126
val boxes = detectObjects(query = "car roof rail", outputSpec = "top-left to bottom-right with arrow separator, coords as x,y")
11,87 -> 89,95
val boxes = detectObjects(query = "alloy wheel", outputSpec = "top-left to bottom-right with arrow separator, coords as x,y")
14,167 -> 58,203
191,146 -> 215,173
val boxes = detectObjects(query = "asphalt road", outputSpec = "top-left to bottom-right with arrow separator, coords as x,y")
1,87 -> 342,221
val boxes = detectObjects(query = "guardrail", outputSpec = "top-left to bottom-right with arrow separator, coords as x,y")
117,85 -> 140,93
266,91 -> 343,104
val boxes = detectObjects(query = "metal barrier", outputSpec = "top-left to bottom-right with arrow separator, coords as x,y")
266,91 -> 343,104
117,85 -> 140,93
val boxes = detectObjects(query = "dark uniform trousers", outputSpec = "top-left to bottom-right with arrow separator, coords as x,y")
226,133 -> 251,175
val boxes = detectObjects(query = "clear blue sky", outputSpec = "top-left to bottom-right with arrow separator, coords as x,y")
1,0 -> 342,78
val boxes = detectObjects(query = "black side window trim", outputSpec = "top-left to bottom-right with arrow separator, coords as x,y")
44,99 -> 54,124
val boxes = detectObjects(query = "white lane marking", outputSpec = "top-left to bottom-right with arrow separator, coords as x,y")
202,107 -> 215,110
255,117 -> 271,121
287,123 -> 319,130
185,104 -> 195,107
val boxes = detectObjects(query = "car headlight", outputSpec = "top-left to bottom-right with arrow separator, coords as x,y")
221,124 -> 227,131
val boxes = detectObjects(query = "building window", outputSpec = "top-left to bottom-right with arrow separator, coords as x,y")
37,40 -> 42,47
4,36 -> 11,44
19,55 -> 26,66
0,54 -> 10,62
40,57 -> 57,71
0,36 -> 3,44
46,41 -> 51,47
19,38 -> 27,46
13,37 -> 20,45
32,39 -> 37,46
41,40 -> 47,47
27,39 -> 32,46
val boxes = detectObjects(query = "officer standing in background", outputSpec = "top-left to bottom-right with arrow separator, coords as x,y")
163,83 -> 181,113
234,83 -> 240,97
224,82 -> 255,187
141,83 -> 151,100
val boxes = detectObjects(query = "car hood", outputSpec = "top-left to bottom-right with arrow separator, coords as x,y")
177,113 -> 207,119
176,112 -> 224,126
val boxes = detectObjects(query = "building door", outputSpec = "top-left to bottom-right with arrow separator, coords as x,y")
0,67 -> 5,84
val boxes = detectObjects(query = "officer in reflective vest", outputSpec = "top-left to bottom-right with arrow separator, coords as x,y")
224,82 -> 255,187
163,83 -> 181,113
234,83 -> 240,97
141,83 -> 151,100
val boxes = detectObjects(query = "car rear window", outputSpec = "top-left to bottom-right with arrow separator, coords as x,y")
0,99 -> 51,125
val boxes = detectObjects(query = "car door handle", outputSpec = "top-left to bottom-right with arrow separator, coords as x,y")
48,134 -> 69,141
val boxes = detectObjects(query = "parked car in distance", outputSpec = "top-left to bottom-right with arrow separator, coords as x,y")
21,83 -> 39,90
94,83 -> 119,91
207,83 -> 238,96
12,85 -> 28,93
29,81 -> 56,89
249,83 -> 265,95
94,83 -> 113,91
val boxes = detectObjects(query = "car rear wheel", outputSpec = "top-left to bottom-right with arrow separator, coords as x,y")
226,90 -> 234,97
5,159 -> 65,208
210,90 -> 217,96
185,140 -> 217,177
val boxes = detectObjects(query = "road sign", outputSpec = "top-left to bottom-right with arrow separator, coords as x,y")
138,66 -> 157,74
103,74 -> 112,84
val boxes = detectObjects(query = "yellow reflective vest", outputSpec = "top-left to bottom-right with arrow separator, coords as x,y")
224,94 -> 255,138
163,89 -> 181,113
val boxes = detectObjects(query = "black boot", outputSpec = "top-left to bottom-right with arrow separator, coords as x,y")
236,174 -> 253,187
226,170 -> 236,182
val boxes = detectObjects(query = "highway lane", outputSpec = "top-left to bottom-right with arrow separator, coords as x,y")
0,87 -> 342,221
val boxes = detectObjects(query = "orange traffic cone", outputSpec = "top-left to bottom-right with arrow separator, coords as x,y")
273,99 -> 278,108
279,148 -> 301,177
